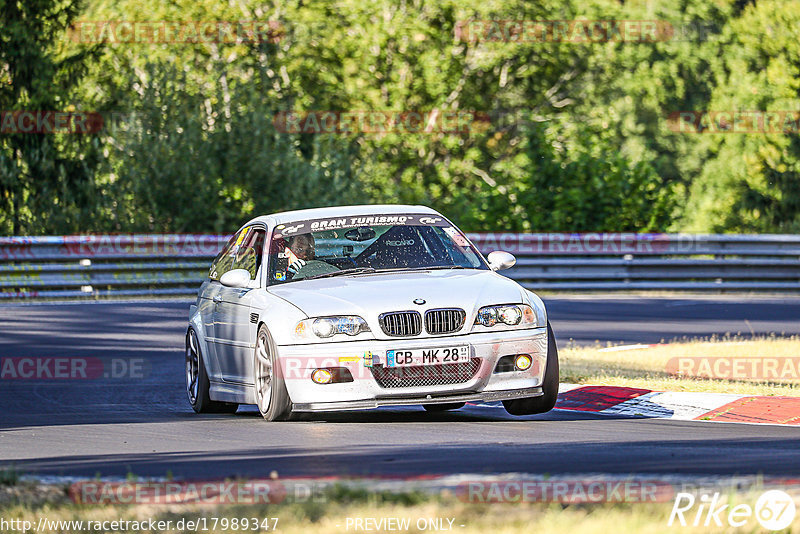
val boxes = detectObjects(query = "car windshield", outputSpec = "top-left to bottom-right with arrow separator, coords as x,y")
267,213 -> 487,285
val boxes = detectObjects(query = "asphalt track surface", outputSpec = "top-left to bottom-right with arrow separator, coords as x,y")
2,296 -> 800,480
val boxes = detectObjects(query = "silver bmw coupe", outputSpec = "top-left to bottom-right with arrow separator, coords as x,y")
186,205 -> 558,420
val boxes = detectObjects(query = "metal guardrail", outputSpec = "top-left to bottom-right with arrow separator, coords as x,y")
0,235 -> 227,299
1,233 -> 799,299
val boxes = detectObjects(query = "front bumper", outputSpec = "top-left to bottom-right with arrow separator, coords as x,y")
277,327 -> 548,409
292,386 -> 543,412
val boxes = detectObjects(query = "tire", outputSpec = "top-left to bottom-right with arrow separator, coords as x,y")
423,402 -> 466,412
254,325 -> 294,421
186,329 -> 239,414
503,322 -> 559,416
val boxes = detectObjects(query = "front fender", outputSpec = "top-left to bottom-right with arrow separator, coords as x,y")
252,290 -> 309,345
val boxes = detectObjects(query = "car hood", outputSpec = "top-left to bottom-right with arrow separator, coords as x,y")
267,269 -> 526,320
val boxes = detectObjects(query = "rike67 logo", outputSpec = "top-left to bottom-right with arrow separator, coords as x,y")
669,490 -> 796,530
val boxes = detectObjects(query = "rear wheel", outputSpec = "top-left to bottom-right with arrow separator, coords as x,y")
423,402 -> 466,412
254,325 -> 294,421
186,329 -> 238,414
503,322 -> 559,416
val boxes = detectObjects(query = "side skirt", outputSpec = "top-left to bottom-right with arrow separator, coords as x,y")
209,380 -> 256,404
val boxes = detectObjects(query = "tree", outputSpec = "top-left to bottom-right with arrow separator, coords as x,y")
0,0 -> 102,234
681,0 -> 800,232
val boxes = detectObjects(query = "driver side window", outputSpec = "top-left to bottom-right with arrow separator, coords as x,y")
210,227 -> 265,281
233,228 -> 265,280
210,231 -> 242,281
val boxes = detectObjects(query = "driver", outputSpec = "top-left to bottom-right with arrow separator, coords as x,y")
285,233 -> 316,276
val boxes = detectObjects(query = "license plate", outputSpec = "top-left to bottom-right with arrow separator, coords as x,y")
386,346 -> 470,367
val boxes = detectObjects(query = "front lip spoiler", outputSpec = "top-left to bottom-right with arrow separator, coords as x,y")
291,386 -> 543,412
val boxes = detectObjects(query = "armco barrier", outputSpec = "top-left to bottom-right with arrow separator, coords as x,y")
0,235 -> 228,299
0,233 -> 799,299
470,233 -> 800,291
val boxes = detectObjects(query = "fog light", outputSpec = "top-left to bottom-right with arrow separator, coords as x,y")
514,354 -> 532,371
311,368 -> 333,384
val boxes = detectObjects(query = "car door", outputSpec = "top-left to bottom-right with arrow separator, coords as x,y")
212,226 -> 266,385
200,232 -> 242,382
195,278 -> 220,373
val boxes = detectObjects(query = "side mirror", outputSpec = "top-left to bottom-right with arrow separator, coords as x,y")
487,251 -> 516,271
220,268 -> 252,288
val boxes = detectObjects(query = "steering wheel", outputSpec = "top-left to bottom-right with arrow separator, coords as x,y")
291,260 -> 340,280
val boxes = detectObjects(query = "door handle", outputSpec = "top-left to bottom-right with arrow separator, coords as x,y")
213,295 -> 223,303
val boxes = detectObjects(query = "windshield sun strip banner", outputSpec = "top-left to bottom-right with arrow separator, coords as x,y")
272,213 -> 449,237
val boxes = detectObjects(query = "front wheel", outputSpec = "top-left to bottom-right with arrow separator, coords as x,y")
254,325 -> 294,421
503,322 -> 559,416
186,329 -> 238,414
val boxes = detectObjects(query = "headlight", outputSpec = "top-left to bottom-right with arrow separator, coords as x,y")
474,304 -> 537,328
295,316 -> 371,340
